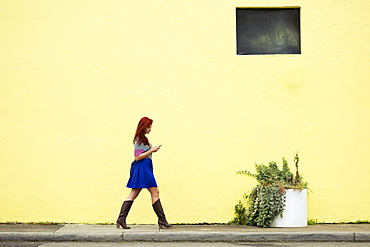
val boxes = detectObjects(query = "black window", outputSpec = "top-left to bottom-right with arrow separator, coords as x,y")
236,8 -> 301,55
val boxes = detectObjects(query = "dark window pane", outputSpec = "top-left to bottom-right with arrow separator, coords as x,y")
236,8 -> 301,55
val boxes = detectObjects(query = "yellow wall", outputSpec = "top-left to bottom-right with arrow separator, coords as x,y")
1,0 -> 369,224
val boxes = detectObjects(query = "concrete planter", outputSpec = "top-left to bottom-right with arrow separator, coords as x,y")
271,189 -> 307,227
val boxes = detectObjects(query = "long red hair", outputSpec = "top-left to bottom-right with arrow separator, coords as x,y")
133,117 -> 153,146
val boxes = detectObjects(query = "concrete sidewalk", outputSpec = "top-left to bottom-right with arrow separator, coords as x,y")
0,224 -> 369,242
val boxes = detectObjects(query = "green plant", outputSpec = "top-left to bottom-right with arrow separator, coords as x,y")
307,218 -> 319,225
229,200 -> 247,225
354,220 -> 370,224
233,152 -> 309,228
1,221 -> 63,225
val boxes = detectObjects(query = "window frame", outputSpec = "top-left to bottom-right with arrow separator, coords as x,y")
236,7 -> 301,55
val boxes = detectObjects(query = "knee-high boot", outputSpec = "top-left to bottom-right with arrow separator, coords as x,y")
116,200 -> 133,229
152,199 -> 173,229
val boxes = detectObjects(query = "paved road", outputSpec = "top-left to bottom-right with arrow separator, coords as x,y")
1,242 -> 370,247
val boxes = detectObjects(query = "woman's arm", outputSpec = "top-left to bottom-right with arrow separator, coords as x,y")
135,146 -> 160,161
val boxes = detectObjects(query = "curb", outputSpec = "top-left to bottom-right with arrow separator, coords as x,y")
0,232 -> 54,241
0,231 -> 369,242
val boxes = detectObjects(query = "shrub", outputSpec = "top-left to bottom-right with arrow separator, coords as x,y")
232,152 -> 309,228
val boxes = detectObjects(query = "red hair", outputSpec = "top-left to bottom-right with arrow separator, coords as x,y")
133,117 -> 153,146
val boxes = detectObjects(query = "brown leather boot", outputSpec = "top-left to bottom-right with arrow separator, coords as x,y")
116,200 -> 133,229
152,199 -> 173,229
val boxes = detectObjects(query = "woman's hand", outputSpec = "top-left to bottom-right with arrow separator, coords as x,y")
135,146 -> 161,161
150,146 -> 161,152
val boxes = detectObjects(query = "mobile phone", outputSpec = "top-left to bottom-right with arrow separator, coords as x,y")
158,145 -> 162,148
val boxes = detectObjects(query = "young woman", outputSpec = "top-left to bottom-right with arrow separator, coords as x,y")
116,117 -> 172,229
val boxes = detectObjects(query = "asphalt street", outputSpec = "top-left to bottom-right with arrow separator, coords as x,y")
1,242 -> 370,247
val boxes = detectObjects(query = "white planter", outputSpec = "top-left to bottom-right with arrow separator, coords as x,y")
271,189 -> 307,227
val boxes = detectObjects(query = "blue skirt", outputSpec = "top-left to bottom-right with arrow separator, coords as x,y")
126,158 -> 158,188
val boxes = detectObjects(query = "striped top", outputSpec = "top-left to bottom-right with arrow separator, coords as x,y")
134,141 -> 152,159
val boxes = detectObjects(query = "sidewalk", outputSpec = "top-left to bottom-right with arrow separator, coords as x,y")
0,224 -> 369,242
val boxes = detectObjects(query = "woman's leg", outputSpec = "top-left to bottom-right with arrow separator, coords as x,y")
117,189 -> 141,229
117,189 -> 142,229
148,187 -> 172,228
147,187 -> 159,204
126,188 -> 142,201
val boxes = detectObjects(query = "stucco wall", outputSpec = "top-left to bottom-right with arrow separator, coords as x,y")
1,0 -> 369,224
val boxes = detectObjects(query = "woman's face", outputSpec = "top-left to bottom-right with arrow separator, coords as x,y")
145,125 -> 152,134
